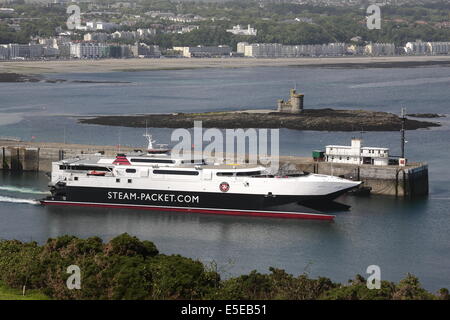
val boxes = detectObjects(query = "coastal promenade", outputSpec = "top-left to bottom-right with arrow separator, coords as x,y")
2,56 -> 450,74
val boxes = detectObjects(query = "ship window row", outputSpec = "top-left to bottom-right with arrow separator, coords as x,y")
130,158 -> 175,164
180,159 -> 207,164
217,171 -> 261,177
59,165 -> 109,171
153,170 -> 199,176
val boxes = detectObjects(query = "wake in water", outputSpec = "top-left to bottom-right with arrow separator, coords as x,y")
350,77 -> 450,89
0,195 -> 39,205
0,185 -> 50,195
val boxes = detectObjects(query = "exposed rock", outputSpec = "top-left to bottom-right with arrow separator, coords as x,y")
407,113 -> 445,118
79,108 -> 440,132
0,72 -> 41,82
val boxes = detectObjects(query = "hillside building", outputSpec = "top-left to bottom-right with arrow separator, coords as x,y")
226,25 -> 257,36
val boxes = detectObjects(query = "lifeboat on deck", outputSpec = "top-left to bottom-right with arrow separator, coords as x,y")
87,170 -> 106,176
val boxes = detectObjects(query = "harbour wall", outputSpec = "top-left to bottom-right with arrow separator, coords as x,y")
282,158 -> 428,199
0,141 -> 137,172
0,140 -> 428,198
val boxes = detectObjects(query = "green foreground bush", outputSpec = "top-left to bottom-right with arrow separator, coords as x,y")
0,234 -> 448,300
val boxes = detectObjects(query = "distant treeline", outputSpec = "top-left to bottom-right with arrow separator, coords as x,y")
1,2 -> 450,47
0,234 -> 448,300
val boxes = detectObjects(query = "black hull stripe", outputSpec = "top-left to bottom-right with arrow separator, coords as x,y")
50,186 -> 353,210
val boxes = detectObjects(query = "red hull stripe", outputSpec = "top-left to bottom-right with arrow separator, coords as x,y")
40,200 -> 335,221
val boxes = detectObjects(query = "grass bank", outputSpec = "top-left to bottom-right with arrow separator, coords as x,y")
0,234 -> 449,300
0,282 -> 49,300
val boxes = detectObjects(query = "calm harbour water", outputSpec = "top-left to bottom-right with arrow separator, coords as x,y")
0,66 -> 449,291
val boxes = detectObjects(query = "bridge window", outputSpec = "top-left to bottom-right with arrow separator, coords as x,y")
131,158 -> 174,164
236,171 -> 261,176
153,170 -> 199,176
181,159 -> 206,164
126,169 -> 136,173
216,172 -> 234,177
59,165 -> 109,171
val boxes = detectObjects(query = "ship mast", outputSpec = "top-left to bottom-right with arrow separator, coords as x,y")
143,120 -> 155,151
401,107 -> 406,159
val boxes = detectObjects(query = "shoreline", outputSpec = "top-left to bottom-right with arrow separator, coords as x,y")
1,56 -> 450,74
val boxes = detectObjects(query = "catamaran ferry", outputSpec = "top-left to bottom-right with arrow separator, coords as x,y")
40,134 -> 361,220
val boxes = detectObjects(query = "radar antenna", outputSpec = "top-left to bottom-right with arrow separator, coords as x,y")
143,122 -> 170,154
143,130 -> 155,151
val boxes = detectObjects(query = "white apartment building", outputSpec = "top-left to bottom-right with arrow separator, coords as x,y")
8,44 -> 28,58
70,42 -> 109,59
136,28 -> 156,38
241,43 -> 347,58
84,33 -> 110,42
6,44 -> 43,59
243,43 -> 283,58
77,22 -> 119,32
404,40 -> 429,55
325,138 -> 389,166
226,25 -> 257,36
347,44 -> 364,55
42,46 -> 59,57
112,31 -> 135,40
237,42 -> 248,54
364,43 -> 396,56
173,45 -> 231,58
404,41 -> 450,55
427,42 -> 450,55
29,44 -> 43,58
131,43 -> 161,58
0,45 -> 9,59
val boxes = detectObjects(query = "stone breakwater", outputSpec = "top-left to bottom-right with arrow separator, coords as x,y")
0,73 -> 130,84
79,109 -> 440,132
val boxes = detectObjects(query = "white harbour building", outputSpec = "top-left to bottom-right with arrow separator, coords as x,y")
325,138 -> 389,166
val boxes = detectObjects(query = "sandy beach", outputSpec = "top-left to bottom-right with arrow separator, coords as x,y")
1,55 -> 450,74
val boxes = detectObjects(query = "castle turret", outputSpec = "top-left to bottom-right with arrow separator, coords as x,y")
277,99 -> 284,112
289,89 -> 304,113
276,89 -> 305,113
